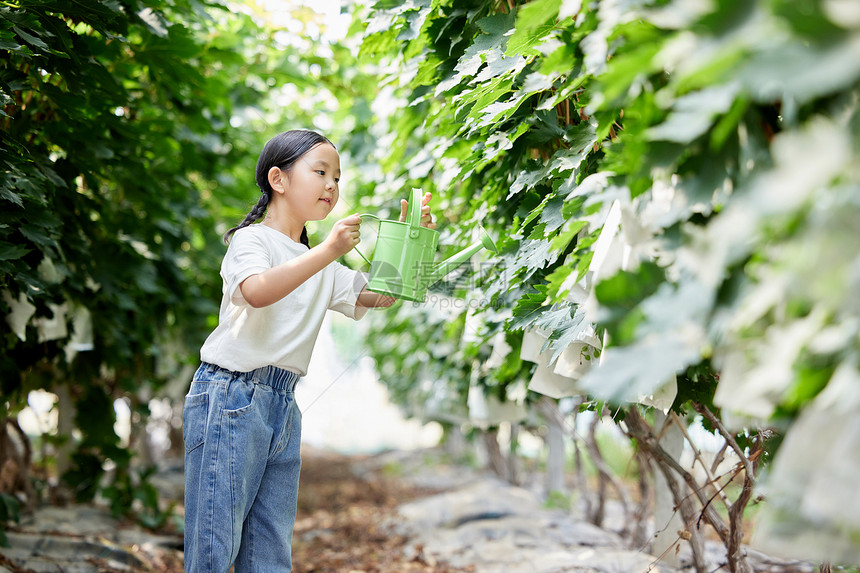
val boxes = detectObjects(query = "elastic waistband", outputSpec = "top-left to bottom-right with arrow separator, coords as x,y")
199,362 -> 300,392
251,364 -> 301,391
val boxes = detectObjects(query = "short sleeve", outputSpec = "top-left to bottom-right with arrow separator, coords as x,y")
223,230 -> 272,306
329,262 -> 369,320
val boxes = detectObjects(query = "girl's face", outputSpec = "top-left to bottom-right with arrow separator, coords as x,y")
284,143 -> 341,222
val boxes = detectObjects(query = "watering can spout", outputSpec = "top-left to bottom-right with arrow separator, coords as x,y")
425,226 -> 497,287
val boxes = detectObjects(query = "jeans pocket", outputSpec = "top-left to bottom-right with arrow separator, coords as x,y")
183,391 -> 209,453
224,378 -> 258,417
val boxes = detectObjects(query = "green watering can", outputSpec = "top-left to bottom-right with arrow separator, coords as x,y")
355,188 -> 497,303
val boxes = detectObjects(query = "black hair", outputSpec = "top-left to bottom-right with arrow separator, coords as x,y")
223,129 -> 335,245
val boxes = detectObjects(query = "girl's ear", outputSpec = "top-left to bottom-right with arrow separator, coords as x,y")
268,166 -> 288,194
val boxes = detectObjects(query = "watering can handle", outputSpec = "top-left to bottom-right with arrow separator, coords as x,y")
353,213 -> 381,265
405,187 -> 424,229
351,188 -> 424,265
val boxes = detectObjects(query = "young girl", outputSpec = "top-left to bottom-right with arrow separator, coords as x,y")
182,129 -> 435,572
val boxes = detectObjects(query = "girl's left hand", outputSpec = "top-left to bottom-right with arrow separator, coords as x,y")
400,192 -> 437,229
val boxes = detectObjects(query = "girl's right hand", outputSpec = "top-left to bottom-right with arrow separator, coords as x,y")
324,214 -> 362,257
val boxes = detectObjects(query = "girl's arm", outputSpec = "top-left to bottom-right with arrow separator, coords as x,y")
356,287 -> 396,308
240,215 -> 360,308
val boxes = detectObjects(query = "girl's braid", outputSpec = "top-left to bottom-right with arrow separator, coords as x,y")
223,192 -> 269,243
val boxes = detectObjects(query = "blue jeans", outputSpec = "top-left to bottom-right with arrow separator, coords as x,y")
183,362 -> 302,572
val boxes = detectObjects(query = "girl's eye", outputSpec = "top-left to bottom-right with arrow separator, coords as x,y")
334,178 -> 340,184
316,170 -> 325,176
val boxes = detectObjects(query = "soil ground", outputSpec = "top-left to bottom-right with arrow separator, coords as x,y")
291,449 -> 470,573
0,448 -> 468,573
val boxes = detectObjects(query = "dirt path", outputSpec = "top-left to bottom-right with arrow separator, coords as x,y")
0,449 -> 466,573
2,448 -> 820,573
292,449 -> 470,573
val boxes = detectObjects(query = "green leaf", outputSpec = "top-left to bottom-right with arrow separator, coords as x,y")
534,302 -> 577,334
545,263 -> 575,301
508,162 -> 552,199
0,188 -> 24,208
780,362 -> 833,414
435,12 -> 515,94
520,192 -> 553,230
546,306 -> 590,362
594,262 -> 665,323
710,95 -> 749,150
737,38 -> 860,106
579,335 -> 701,403
12,25 -> 50,51
507,0 -> 563,57
647,83 -> 740,144
509,284 -> 550,331
516,237 -> 559,274
0,37 -> 22,51
550,218 -> 586,252
540,37 -> 580,75
19,224 -> 57,250
591,39 -> 662,110
0,242 -> 30,261
539,193 -> 567,233
770,0 -> 844,39
477,11 -> 517,37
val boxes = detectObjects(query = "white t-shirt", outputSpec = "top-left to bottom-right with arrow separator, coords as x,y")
200,224 -> 368,376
